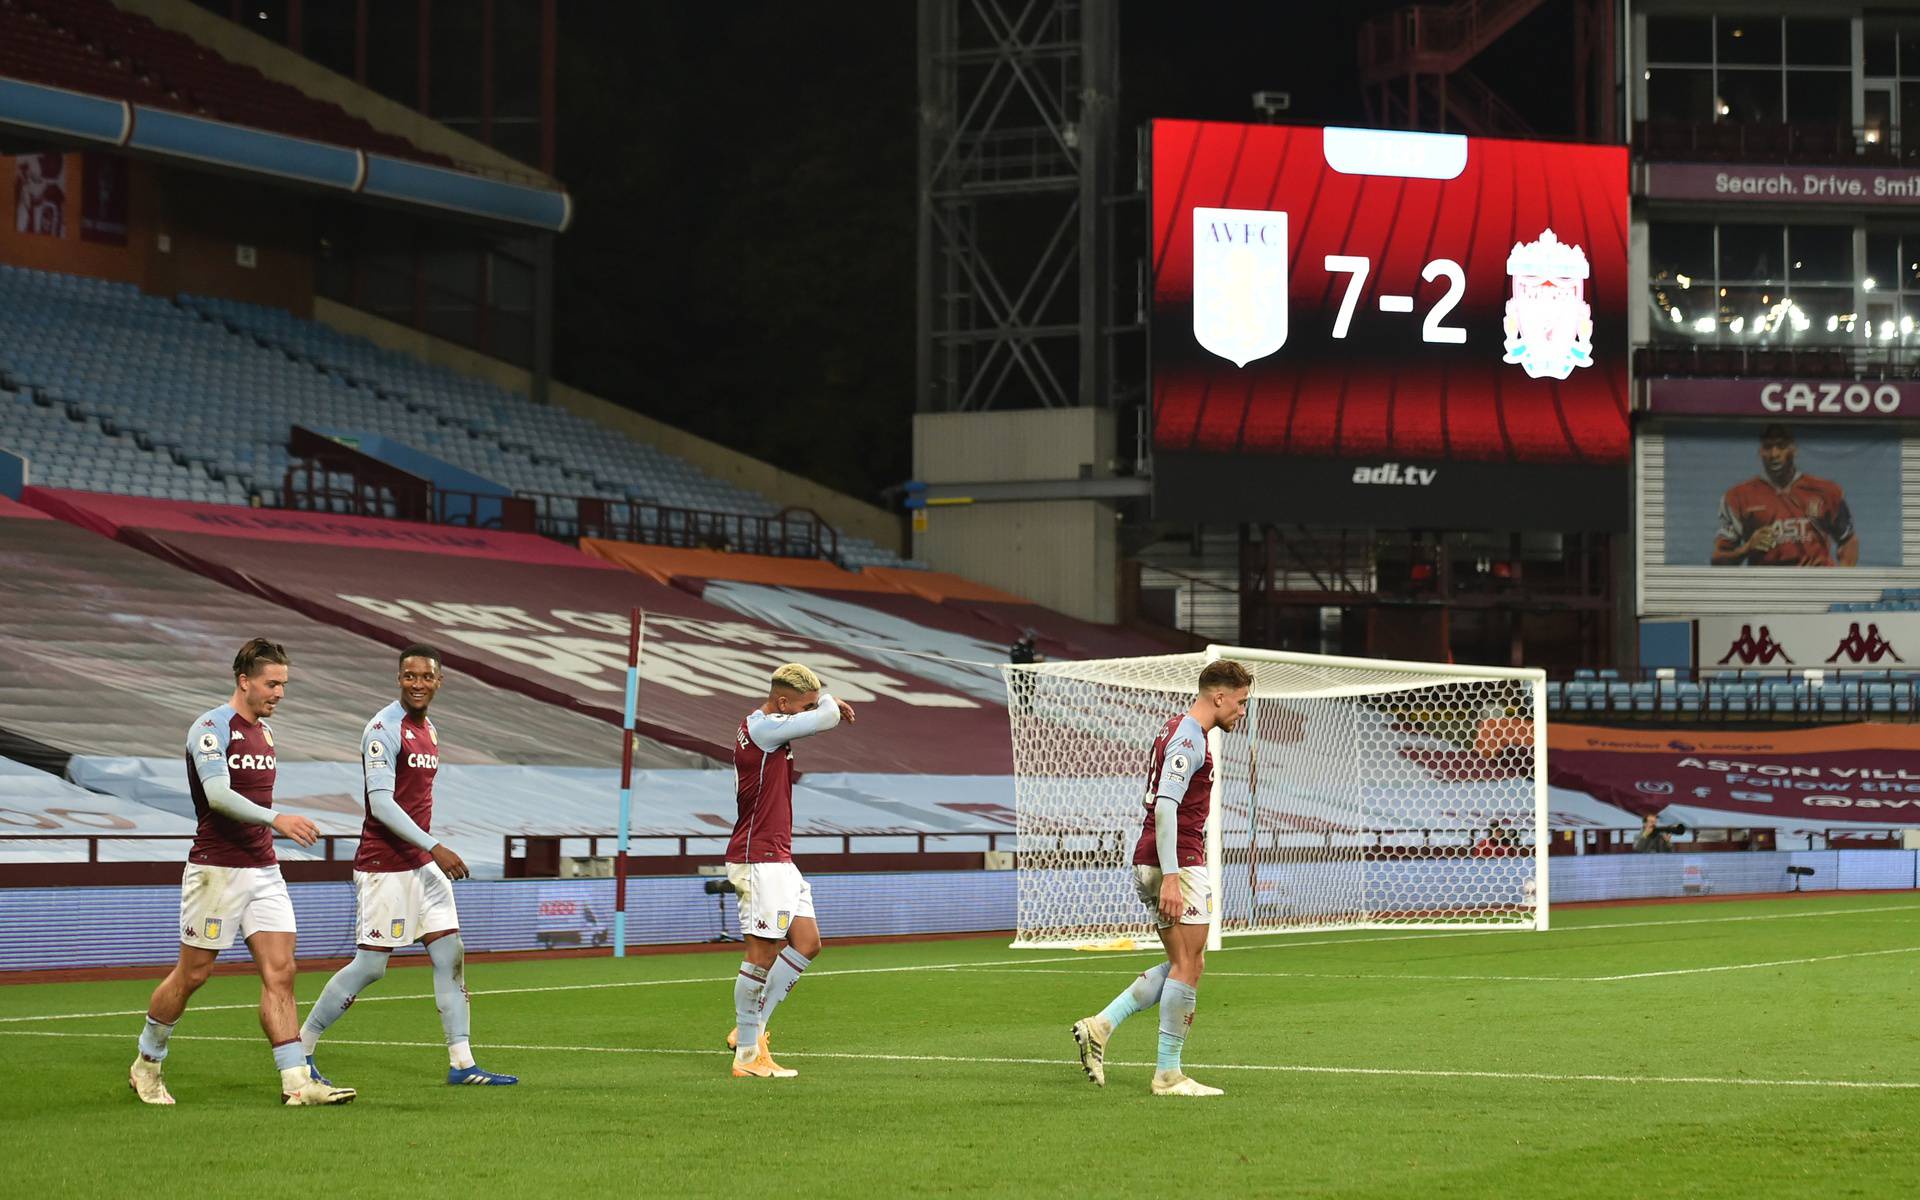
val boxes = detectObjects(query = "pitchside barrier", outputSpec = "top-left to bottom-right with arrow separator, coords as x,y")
0,852 -> 1915,973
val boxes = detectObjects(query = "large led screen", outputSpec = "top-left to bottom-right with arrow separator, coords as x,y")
1151,121 -> 1629,529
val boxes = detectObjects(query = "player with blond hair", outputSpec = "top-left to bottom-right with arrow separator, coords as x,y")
724,662 -> 856,1078
1071,658 -> 1252,1097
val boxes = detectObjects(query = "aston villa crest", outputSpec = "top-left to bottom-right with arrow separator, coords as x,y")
1502,228 -> 1593,381
1192,206 -> 1289,368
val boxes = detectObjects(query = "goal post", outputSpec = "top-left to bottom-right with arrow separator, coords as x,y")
1001,644 -> 1547,950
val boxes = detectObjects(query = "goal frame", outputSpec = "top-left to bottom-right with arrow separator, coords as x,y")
1005,643 -> 1549,950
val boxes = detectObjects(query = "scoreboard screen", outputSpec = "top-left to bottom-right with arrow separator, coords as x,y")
1150,120 -> 1630,530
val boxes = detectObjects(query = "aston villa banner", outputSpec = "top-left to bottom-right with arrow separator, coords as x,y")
1549,724 -> 1920,824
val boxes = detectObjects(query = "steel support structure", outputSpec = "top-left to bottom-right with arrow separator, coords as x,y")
917,0 -> 1128,413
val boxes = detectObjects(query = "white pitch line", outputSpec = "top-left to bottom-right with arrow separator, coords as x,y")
957,967 -> 1580,983
1591,944 -> 1920,981
6,899 -> 1918,1028
6,1028 -> 1916,1092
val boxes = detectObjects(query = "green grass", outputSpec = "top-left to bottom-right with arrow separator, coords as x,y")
4,894 -> 1920,1197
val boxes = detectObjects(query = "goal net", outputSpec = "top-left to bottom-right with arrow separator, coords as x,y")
1002,645 -> 1545,949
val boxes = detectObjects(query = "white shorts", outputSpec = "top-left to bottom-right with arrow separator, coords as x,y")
353,863 -> 459,948
179,863 -> 296,950
1134,865 -> 1214,930
726,861 -> 815,940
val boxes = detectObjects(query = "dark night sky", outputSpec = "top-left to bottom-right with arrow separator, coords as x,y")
549,2 -> 1578,506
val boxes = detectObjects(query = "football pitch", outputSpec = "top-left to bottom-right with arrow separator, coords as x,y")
3,893 -> 1918,1198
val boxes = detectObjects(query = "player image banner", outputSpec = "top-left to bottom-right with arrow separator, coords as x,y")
1548,723 -> 1920,826
1658,425 -> 1900,568
1150,121 -> 1629,530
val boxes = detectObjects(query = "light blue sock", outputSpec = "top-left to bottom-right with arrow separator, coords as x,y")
271,1038 -> 304,1071
1098,961 -> 1171,1029
734,962 -> 768,1053
427,935 -> 471,1060
300,949 -> 389,1052
137,1013 -> 175,1062
1156,979 -> 1197,1072
755,947 -> 812,1034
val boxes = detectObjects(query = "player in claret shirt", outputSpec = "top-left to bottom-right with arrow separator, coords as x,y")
1070,658 -> 1252,1098
725,662 -> 856,1079
1712,424 -> 1859,567
129,637 -> 356,1107
299,645 -> 518,1087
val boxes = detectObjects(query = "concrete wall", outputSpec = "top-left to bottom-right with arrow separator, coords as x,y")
911,409 -> 1120,622
310,298 -> 905,552
108,0 -> 549,184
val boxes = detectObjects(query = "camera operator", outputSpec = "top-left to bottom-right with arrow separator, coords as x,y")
1634,811 -> 1683,854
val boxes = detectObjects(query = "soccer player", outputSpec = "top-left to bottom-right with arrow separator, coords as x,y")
129,637 -> 356,1107
1712,423 -> 1859,567
725,663 -> 856,1078
1071,658 -> 1252,1097
299,645 -> 518,1086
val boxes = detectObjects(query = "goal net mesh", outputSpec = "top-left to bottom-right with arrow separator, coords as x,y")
1002,649 -> 1543,948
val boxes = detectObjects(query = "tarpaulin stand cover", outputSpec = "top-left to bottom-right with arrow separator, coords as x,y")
0,491 -> 676,767
21,489 -> 1021,773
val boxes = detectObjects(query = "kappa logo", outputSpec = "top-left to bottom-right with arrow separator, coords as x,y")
755,920 -> 770,931
365,927 -> 384,941
1717,624 -> 1794,665
1184,905 -> 1201,918
1827,622 -> 1904,665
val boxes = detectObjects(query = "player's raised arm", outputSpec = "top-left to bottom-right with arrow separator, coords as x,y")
745,663 -> 852,751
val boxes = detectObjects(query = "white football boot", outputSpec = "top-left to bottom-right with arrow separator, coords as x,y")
129,1056 -> 175,1105
1071,1015 -> 1113,1087
1150,1069 -> 1224,1097
282,1066 -> 357,1105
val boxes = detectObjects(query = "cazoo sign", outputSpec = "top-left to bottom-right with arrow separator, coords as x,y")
1646,378 -> 1909,418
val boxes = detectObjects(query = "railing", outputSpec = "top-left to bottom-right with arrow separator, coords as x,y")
281,464 -> 537,533
1635,120 -> 1914,166
0,833 -> 359,862
520,492 -> 841,561
282,463 -> 839,559
503,830 -> 1015,878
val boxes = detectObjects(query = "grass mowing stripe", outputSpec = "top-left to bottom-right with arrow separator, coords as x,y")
12,1028 -> 1919,1092
9,898 -> 1920,1027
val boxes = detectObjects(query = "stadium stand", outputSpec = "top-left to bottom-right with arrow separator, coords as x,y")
0,263 -> 910,568
0,0 -> 442,164
184,295 -> 915,568
0,491 -> 691,768
14,487 -> 1042,771
1549,666 -> 1920,722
